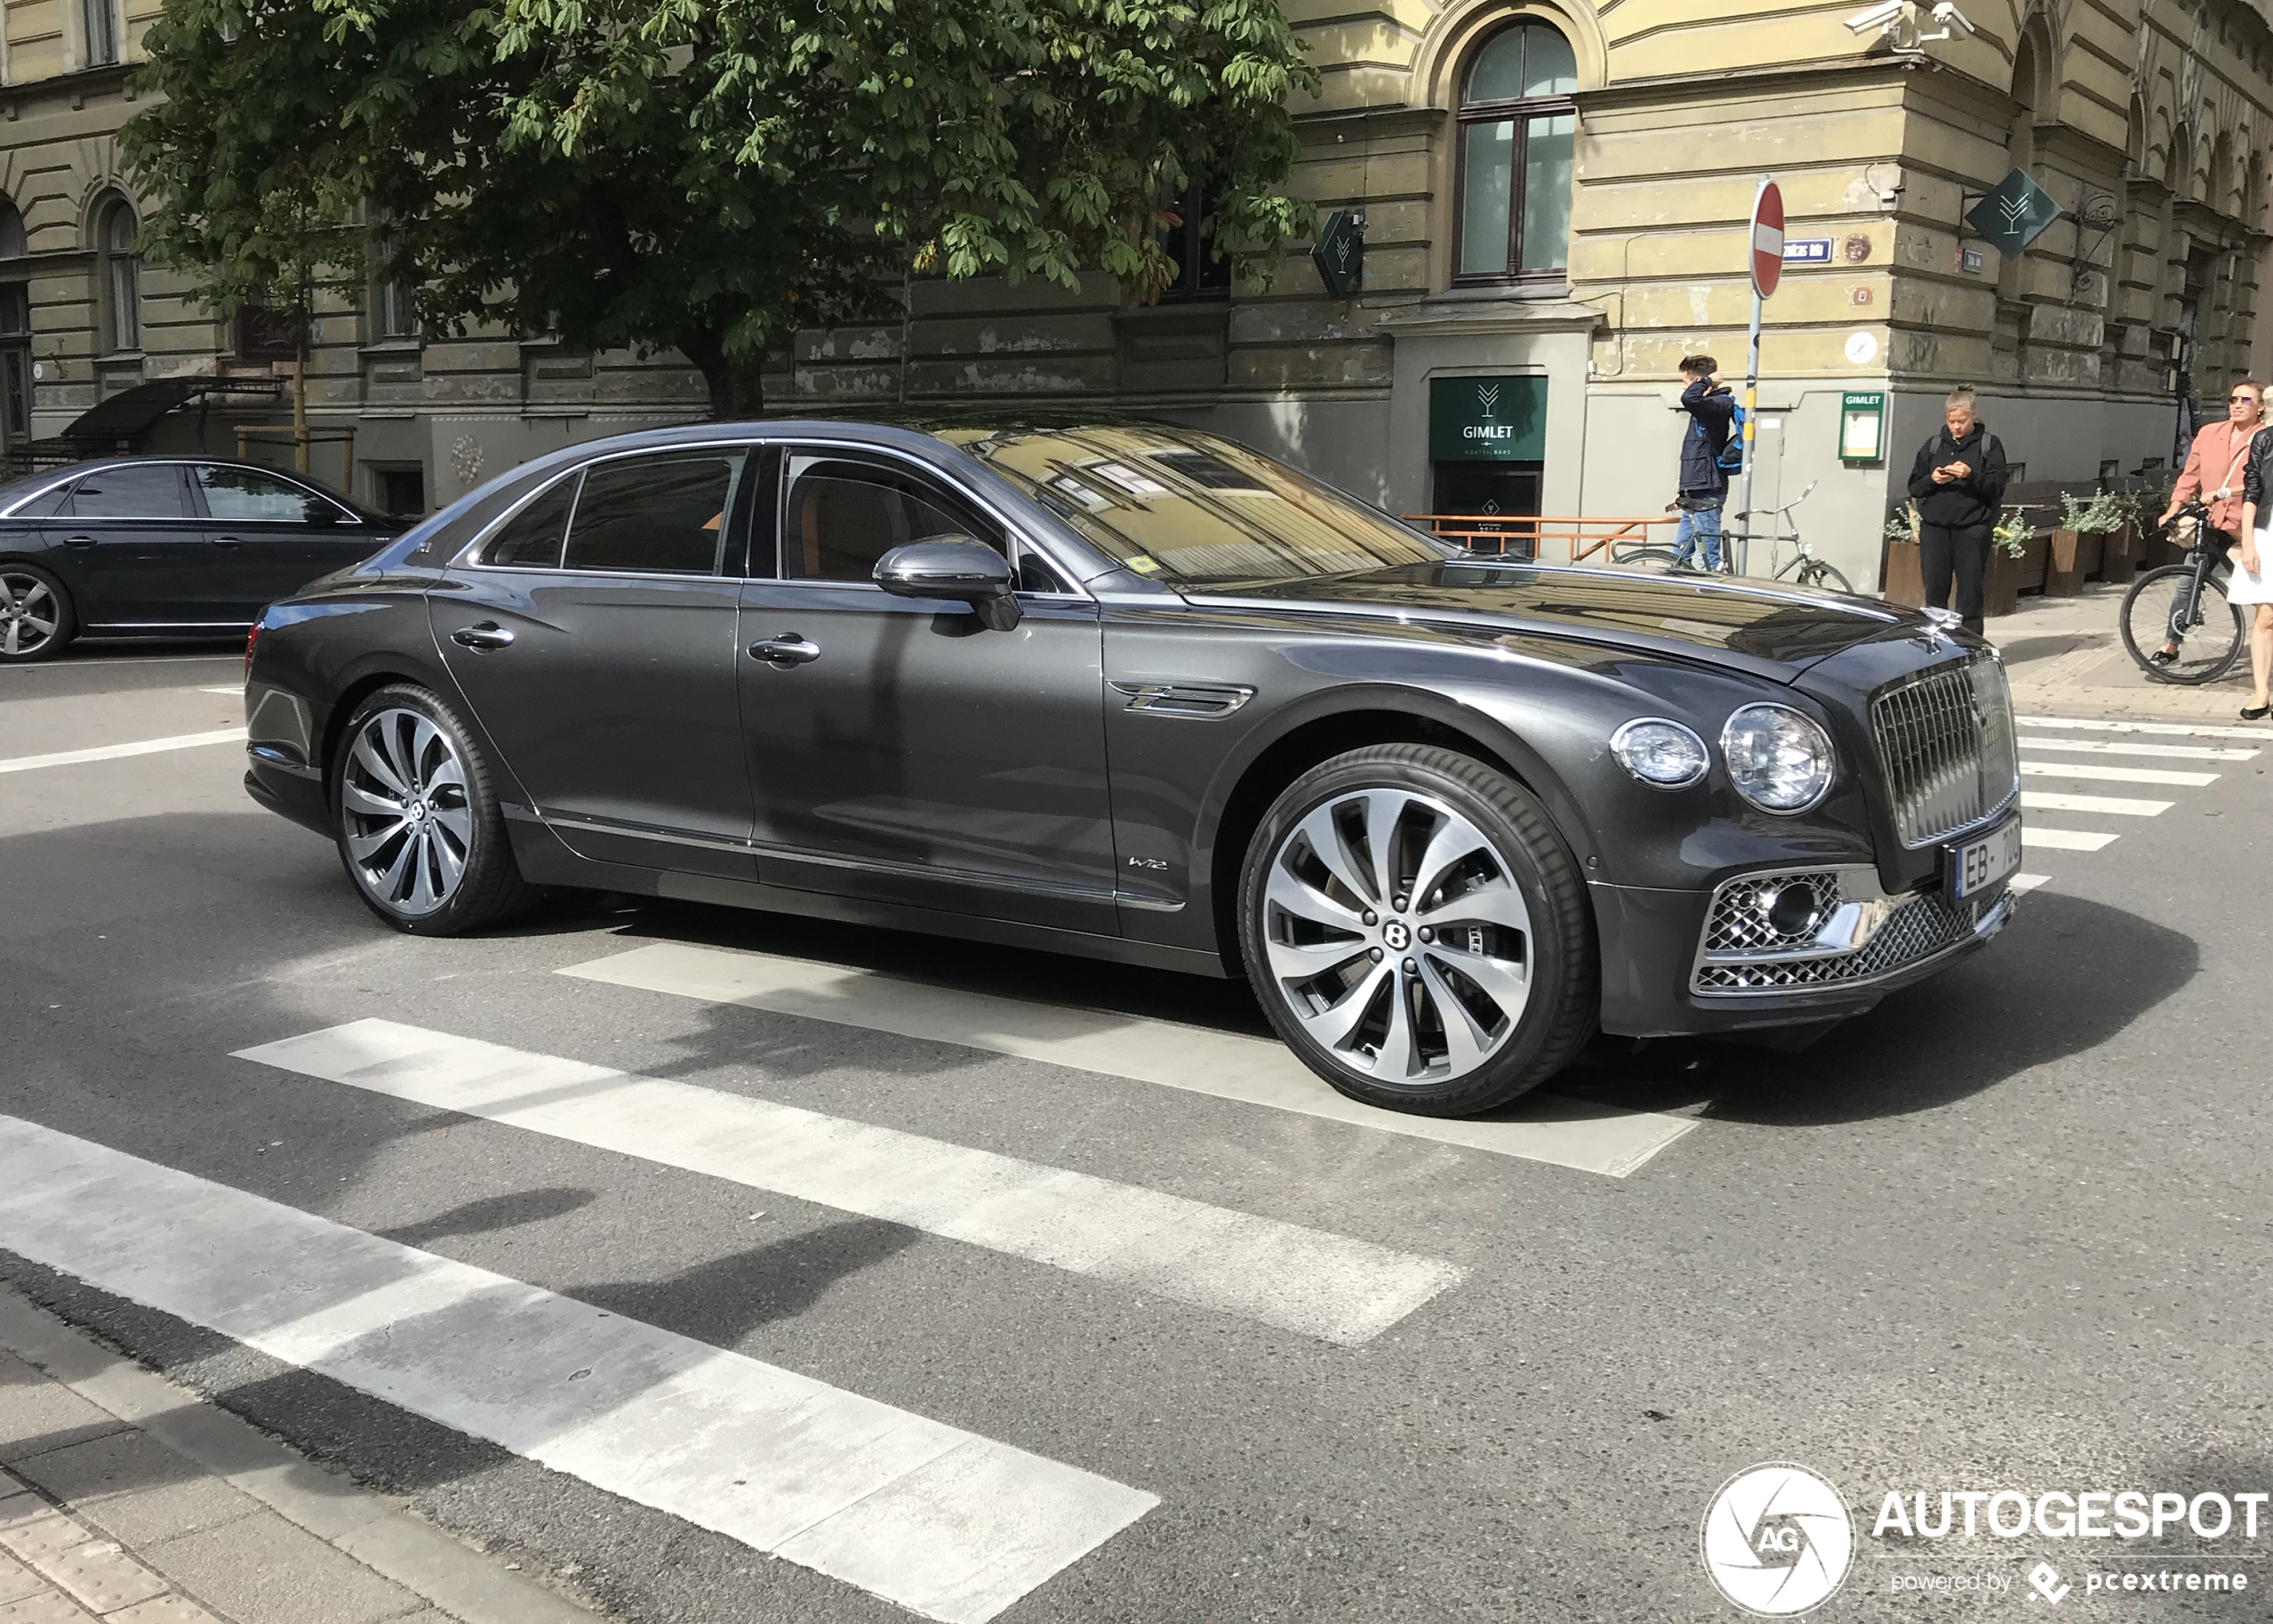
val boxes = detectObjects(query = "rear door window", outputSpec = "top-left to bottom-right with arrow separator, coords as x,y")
563,451 -> 745,575
482,475 -> 580,569
65,465 -> 192,519
192,464 -> 336,523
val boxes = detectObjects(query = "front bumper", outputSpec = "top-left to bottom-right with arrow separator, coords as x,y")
1593,872 -> 2016,1038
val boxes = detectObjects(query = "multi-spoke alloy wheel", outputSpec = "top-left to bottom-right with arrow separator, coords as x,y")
1239,744 -> 1596,1117
0,566 -> 71,662
332,685 -> 535,934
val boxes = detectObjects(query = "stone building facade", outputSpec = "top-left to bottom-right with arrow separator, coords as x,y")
4,0 -> 2272,589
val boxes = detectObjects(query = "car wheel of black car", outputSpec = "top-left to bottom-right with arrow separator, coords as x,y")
333,684 -> 536,935
1239,744 -> 1597,1117
0,564 -> 73,663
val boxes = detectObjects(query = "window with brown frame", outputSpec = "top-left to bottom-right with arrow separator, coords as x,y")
1453,21 -> 1577,283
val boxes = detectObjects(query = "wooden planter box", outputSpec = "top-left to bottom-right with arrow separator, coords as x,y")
2046,528 -> 2102,595
1985,544 -> 2026,617
2016,531 -> 2051,594
1882,539 -> 1924,608
2100,523 -> 2138,586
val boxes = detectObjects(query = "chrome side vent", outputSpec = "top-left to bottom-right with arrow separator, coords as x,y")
1111,681 -> 1256,718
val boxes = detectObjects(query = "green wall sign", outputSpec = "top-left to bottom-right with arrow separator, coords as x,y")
1429,375 -> 1548,463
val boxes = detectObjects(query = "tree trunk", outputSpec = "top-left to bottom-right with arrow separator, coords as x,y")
681,330 -> 767,421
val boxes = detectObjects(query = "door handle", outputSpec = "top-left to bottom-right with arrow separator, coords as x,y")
209,535 -> 243,548
750,633 -> 821,667
451,622 -> 515,651
62,535 -> 98,549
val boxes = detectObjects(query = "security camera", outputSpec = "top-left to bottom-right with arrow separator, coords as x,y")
1926,2 -> 1976,38
1843,1 -> 1904,34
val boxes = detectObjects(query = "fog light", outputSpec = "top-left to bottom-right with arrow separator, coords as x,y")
1759,880 -> 1826,939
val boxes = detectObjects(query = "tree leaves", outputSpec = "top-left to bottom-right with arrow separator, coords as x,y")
123,0 -> 1315,413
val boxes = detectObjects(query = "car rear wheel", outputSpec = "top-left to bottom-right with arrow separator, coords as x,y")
0,564 -> 72,663
334,684 -> 536,934
1239,744 -> 1597,1117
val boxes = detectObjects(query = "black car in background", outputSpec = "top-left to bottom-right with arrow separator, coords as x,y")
243,416 -> 2022,1118
0,457 -> 403,662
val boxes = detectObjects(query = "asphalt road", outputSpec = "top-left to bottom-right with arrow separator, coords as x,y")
4,642 -> 2270,1622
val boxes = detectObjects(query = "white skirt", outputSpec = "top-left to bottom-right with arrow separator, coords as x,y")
2236,536 -> 2273,605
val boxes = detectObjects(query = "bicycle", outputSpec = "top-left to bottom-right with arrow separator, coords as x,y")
1614,481 -> 1855,593
2117,498 -> 2246,684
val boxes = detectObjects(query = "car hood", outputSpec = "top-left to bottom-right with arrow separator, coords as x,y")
1184,558 -> 1920,678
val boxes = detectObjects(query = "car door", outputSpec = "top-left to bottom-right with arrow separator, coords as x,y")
432,444 -> 758,879
736,446 -> 1114,931
37,463 -> 211,627
188,463 -> 381,614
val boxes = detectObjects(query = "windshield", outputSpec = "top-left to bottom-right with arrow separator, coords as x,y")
928,421 -> 1454,586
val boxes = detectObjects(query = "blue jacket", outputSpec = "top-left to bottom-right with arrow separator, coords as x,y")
1679,378 -> 1736,495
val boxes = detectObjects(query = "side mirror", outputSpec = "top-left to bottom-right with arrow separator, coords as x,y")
873,539 -> 1022,631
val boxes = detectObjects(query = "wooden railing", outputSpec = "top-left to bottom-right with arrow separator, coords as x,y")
1402,514 -> 1678,564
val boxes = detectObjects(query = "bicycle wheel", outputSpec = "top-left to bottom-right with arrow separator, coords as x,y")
2120,564 -> 2243,684
1793,559 -> 1854,594
1613,547 -> 1683,570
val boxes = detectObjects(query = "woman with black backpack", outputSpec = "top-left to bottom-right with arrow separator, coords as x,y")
1905,386 -> 2010,636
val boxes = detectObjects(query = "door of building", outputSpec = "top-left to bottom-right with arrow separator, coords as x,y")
1430,463 -> 1543,556
0,285 -> 30,459
1426,373 -> 1548,558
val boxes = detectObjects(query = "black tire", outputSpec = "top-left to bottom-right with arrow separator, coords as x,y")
0,562 -> 74,663
332,683 -> 537,935
2120,564 -> 2243,685
1237,744 -> 1597,1117
1795,559 -> 1854,595
1616,547 -> 1682,570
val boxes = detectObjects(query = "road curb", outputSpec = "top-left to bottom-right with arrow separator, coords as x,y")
0,1283 -> 602,1624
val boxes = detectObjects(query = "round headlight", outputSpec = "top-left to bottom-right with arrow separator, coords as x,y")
1721,703 -> 1836,813
1611,718 -> 1709,789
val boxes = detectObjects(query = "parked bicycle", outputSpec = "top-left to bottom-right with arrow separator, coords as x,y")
2118,498 -> 2246,684
1614,481 -> 1855,593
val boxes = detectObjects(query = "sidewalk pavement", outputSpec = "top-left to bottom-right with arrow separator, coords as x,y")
1988,580 -> 2273,724
0,1287 -> 601,1624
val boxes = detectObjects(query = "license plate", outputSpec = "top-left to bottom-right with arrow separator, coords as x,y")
1948,815 -> 2022,899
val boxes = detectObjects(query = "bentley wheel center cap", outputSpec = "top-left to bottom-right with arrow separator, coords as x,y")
1383,919 -> 1412,951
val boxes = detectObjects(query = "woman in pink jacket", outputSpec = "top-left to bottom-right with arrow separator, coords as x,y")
2150,381 -> 2266,666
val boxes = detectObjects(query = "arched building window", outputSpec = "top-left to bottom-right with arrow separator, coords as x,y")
0,199 -> 26,262
96,195 -> 140,352
1454,21 -> 1577,282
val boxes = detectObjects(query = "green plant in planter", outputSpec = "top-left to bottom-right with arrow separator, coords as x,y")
1993,509 -> 2036,558
2058,491 -> 2127,533
1883,506 -> 1918,544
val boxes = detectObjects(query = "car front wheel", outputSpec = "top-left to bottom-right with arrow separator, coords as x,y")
333,684 -> 535,935
0,565 -> 73,663
1239,744 -> 1597,1116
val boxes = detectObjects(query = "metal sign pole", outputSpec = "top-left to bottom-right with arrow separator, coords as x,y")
1737,285 -> 1762,576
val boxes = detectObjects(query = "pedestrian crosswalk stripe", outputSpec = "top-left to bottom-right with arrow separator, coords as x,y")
236,1019 -> 1462,1347
2020,790 -> 2172,818
0,727 -> 245,776
2023,828 -> 2120,853
558,942 -> 1703,1178
2011,873 -> 2052,892
2019,714 -> 2269,742
2018,735 -> 2259,761
0,1114 -> 1155,1624
2017,761 -> 2219,788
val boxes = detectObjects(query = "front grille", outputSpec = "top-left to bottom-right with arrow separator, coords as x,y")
1694,889 -> 1991,992
1870,656 -> 2019,847
1704,871 -> 1848,955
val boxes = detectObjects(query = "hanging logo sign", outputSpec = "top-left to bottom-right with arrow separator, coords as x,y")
1963,170 -> 2062,256
1311,209 -> 1364,299
1751,180 -> 1785,299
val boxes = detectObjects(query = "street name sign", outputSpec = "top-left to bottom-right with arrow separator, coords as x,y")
1782,237 -> 1833,265
1965,170 -> 2062,256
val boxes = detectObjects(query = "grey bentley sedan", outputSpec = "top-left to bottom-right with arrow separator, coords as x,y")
243,416 -> 2021,1117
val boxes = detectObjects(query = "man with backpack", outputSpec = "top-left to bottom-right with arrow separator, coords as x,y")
1670,356 -> 1739,572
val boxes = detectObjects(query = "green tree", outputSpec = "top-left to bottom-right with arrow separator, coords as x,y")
123,0 -> 1317,418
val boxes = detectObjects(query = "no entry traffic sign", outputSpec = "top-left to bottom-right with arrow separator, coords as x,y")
1751,179 -> 1785,299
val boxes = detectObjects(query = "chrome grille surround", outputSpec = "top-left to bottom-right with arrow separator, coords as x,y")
1692,864 -> 2014,995
1870,654 -> 2021,848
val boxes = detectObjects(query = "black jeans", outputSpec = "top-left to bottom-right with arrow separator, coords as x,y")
1919,522 -> 1990,636
2164,527 -> 2238,648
